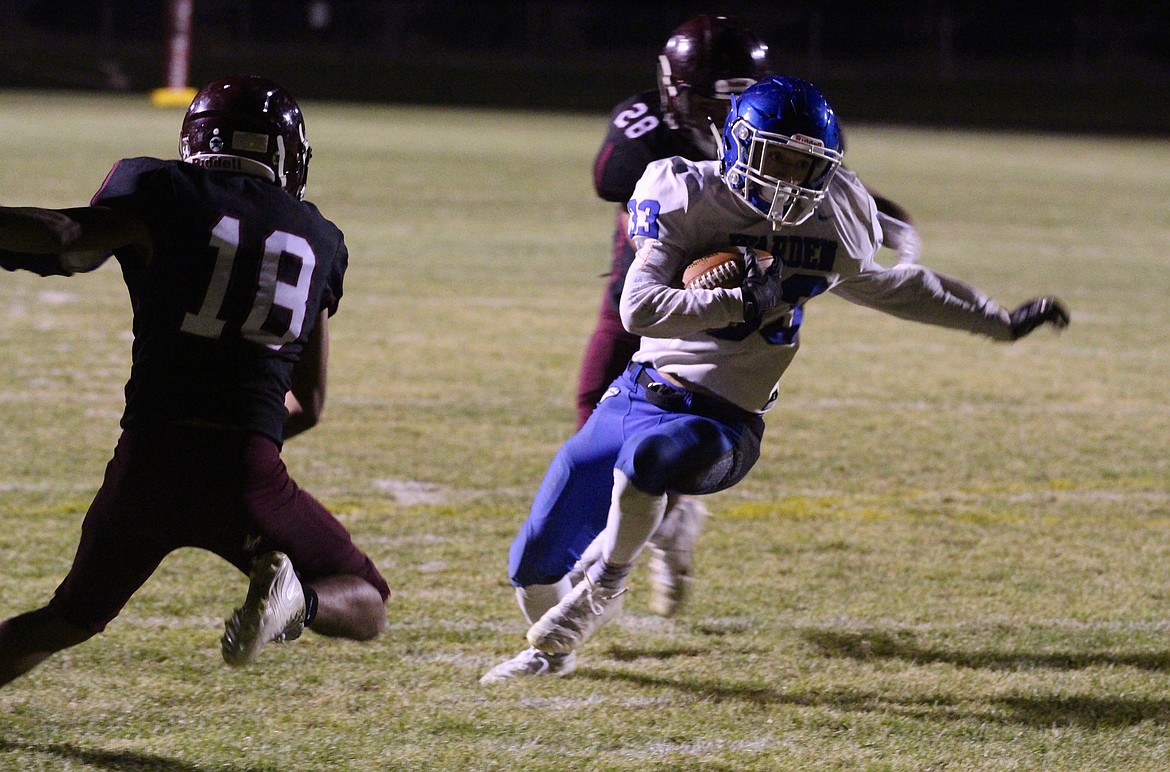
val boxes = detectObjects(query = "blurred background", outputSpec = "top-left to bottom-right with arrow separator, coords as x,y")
1,0 -> 1168,133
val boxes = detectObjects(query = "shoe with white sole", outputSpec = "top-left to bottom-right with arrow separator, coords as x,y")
526,575 -> 626,655
221,551 -> 306,667
479,646 -> 577,683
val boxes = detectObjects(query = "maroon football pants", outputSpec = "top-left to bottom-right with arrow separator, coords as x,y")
49,425 -> 389,633
575,298 -> 640,429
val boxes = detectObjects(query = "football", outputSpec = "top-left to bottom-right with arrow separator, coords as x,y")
681,250 -> 772,290
682,250 -> 744,290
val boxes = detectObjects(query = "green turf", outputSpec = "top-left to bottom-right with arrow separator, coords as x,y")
0,91 -> 1168,770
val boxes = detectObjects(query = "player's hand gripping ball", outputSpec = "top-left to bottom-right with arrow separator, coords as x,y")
682,249 -> 772,290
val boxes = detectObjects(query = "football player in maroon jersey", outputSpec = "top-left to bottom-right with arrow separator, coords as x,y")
0,75 -> 390,687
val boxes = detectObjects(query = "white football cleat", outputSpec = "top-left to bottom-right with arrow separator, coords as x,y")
647,495 -> 709,617
526,575 -> 626,655
221,551 -> 306,667
479,646 -> 577,684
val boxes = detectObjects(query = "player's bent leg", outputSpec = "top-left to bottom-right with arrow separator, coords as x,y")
0,606 -> 97,687
647,494 -> 710,617
223,551 -> 389,666
615,408 -> 760,618
526,574 -> 627,655
527,471 -> 662,655
479,581 -> 576,684
222,551 -> 308,666
304,573 -> 387,640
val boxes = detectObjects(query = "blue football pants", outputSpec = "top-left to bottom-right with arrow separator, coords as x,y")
508,366 -> 763,587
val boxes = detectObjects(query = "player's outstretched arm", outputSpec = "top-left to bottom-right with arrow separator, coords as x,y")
876,210 -> 922,265
0,205 -> 148,253
0,207 -> 81,251
0,205 -> 150,275
865,187 -> 921,264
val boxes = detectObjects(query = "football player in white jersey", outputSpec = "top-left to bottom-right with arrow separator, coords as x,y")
575,16 -> 923,622
481,76 -> 1068,682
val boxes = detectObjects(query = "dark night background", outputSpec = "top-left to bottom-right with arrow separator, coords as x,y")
2,0 -> 1169,133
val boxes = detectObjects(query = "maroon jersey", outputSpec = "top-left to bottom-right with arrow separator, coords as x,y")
593,90 -> 711,309
92,157 -> 347,444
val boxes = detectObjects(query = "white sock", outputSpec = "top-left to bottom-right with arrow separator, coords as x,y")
600,469 -> 667,568
516,578 -> 572,625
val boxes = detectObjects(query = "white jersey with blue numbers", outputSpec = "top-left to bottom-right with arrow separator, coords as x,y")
621,157 -> 1014,414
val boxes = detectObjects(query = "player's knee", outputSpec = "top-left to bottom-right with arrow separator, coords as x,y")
359,604 -> 387,640
351,584 -> 388,640
621,436 -> 678,496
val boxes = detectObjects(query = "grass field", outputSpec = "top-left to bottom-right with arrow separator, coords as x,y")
0,91 -> 1168,770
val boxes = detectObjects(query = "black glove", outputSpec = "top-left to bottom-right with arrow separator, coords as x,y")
740,250 -> 785,321
1009,297 -> 1070,340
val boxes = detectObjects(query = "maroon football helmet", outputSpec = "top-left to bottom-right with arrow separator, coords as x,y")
179,75 -> 312,200
657,15 -> 771,155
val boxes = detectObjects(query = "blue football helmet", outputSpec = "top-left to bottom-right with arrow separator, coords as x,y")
719,76 -> 843,227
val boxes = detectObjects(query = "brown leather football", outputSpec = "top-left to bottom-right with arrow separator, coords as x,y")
682,250 -> 744,290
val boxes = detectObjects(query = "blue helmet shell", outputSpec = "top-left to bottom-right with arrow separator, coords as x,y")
720,76 -> 843,226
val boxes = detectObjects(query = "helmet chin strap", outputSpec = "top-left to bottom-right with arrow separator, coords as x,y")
273,135 -> 287,185
710,121 -> 724,158
658,54 -> 680,131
